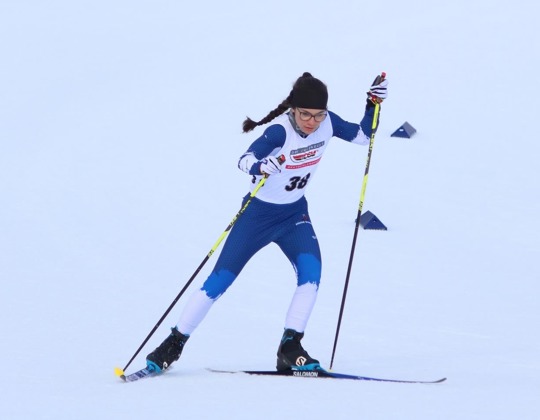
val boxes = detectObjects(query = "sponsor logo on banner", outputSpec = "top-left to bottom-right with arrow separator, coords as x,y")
285,157 -> 321,169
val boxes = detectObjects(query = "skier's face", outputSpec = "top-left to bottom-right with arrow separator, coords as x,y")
293,108 -> 327,135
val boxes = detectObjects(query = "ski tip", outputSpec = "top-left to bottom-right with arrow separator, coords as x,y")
114,367 -> 126,378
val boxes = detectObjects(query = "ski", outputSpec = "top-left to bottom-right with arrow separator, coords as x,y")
115,366 -> 159,382
116,366 -> 446,384
208,368 -> 446,384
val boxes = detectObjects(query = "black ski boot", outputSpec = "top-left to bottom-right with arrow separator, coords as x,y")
146,327 -> 189,372
276,329 -> 321,371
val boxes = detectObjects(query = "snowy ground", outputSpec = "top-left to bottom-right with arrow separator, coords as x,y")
1,1 -> 539,419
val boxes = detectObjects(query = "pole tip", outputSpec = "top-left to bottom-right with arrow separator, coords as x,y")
114,367 -> 125,377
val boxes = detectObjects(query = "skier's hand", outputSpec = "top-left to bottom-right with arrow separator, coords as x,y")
367,73 -> 388,105
260,156 -> 282,176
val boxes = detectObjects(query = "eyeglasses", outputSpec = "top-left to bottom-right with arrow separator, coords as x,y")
296,108 -> 327,122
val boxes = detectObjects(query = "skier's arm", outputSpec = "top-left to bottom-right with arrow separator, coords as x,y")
238,124 -> 286,175
331,75 -> 388,145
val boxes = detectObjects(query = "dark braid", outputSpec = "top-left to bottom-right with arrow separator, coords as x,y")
242,96 -> 292,133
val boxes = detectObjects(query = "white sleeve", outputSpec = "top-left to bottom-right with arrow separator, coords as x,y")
350,126 -> 370,146
237,152 -> 259,174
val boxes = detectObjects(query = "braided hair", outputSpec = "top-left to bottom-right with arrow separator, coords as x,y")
242,72 -> 328,133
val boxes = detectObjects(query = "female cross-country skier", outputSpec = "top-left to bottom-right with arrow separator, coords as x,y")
146,72 -> 388,372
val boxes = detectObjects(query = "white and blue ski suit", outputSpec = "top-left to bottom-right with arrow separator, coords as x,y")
176,108 -> 377,335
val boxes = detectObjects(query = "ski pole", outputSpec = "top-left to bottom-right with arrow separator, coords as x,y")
329,73 -> 386,370
117,155 -> 285,375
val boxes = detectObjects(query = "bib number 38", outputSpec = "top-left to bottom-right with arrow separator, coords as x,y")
285,173 -> 311,191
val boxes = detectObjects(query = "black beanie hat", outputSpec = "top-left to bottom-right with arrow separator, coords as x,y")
290,72 -> 328,109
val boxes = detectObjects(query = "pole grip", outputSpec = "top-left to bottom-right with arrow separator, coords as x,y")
369,72 -> 386,104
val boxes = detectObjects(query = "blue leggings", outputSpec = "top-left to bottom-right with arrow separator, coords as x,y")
201,195 -> 322,300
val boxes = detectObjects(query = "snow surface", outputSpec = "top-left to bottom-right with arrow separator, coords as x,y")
1,1 -> 539,419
